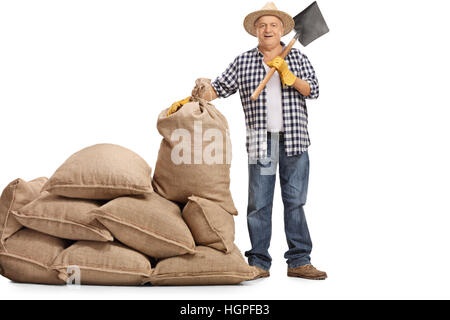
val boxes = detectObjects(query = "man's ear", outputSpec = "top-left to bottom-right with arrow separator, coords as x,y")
279,18 -> 284,37
253,20 -> 259,36
255,26 -> 262,38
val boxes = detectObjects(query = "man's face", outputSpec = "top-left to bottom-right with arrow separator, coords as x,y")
255,15 -> 284,48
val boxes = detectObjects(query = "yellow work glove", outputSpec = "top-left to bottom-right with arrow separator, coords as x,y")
167,96 -> 191,116
267,56 -> 297,88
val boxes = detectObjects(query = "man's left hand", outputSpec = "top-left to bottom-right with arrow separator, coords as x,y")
267,56 -> 297,88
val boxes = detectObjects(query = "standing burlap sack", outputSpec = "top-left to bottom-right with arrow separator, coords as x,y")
0,177 -> 48,249
152,99 -> 238,215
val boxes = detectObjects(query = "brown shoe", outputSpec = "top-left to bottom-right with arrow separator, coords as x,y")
287,264 -> 327,280
250,266 -> 270,280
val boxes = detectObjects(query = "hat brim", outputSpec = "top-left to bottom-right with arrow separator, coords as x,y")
243,9 -> 295,37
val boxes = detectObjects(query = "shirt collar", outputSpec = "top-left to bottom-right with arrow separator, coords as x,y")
254,41 -> 286,58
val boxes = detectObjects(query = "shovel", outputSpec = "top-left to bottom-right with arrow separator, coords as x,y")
250,1 -> 329,101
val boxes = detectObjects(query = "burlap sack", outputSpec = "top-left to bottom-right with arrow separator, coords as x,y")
42,143 -> 153,200
52,241 -> 152,286
0,177 -> 48,249
152,99 -> 238,215
12,192 -> 113,242
191,78 -> 217,101
149,245 -> 256,286
92,193 -> 196,258
182,195 -> 235,253
0,228 -> 69,285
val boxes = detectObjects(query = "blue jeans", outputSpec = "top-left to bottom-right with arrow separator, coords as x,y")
245,131 -> 312,271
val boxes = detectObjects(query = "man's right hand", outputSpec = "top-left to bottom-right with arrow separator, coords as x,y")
192,78 -> 218,101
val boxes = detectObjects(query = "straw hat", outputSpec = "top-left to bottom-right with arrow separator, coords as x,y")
243,2 -> 294,37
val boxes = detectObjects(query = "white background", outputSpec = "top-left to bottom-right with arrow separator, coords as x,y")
1,0 -> 450,300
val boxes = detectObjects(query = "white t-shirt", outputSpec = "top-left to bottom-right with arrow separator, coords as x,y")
262,61 -> 284,133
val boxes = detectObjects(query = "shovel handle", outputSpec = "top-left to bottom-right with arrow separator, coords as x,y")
250,37 -> 298,101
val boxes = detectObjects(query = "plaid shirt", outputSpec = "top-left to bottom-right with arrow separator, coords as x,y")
211,42 -> 319,160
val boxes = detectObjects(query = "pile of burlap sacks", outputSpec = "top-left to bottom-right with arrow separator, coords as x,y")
0,99 -> 256,286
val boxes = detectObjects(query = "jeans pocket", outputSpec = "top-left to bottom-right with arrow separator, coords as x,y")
257,157 -> 272,168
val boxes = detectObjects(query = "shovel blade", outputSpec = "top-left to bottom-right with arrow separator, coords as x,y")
294,1 -> 329,46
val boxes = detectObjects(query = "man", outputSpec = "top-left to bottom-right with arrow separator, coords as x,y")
172,2 -> 327,280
